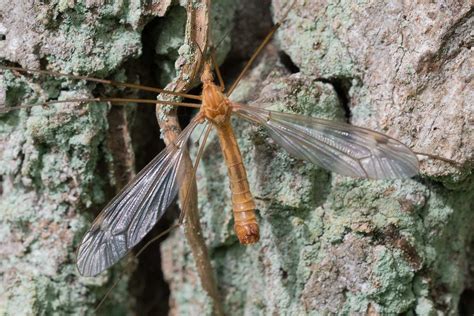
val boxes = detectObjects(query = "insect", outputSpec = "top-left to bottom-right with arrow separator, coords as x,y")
72,64 -> 415,277
1,1 -> 435,280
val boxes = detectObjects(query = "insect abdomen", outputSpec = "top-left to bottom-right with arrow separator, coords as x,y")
216,123 -> 259,244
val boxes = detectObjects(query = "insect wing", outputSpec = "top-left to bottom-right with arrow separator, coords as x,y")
77,120 -> 199,277
233,104 -> 419,179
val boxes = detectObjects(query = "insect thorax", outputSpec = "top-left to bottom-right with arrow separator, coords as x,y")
201,83 -> 231,125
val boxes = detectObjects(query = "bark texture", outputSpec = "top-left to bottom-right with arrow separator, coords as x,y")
162,1 -> 473,315
0,0 -> 472,315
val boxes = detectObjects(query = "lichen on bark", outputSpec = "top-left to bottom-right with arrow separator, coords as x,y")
161,1 -> 473,315
0,0 -> 472,315
0,0 -> 181,314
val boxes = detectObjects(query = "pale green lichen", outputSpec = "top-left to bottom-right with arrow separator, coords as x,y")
2,0 -> 472,315
0,0 -> 167,314
277,2 -> 357,79
152,5 -> 188,86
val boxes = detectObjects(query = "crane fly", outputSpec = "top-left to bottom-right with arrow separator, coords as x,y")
80,58 -> 418,277
0,2 -> 421,278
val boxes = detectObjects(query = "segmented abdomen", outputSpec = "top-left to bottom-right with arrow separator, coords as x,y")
216,123 -> 259,244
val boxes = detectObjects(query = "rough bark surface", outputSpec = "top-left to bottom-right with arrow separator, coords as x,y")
0,1 -> 166,314
162,1 -> 473,315
0,0 -> 232,314
0,0 -> 472,315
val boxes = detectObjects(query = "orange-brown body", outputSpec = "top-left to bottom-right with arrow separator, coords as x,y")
199,62 -> 259,244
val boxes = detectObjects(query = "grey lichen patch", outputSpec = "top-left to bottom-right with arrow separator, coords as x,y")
152,5 -> 188,86
276,0 -> 357,79
301,234 -> 376,313
283,176 -> 429,314
3,2 -> 143,74
254,73 -> 346,120
371,246 -> 417,313
161,227 -> 215,316
0,82 -> 115,314
208,0 -> 237,63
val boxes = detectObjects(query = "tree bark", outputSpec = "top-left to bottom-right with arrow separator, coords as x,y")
162,1 -> 474,315
0,0 -> 472,315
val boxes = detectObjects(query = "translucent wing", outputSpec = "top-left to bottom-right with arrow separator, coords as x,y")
77,120 -> 201,277
233,103 -> 418,179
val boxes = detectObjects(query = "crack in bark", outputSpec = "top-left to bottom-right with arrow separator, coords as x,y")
153,1 -> 224,315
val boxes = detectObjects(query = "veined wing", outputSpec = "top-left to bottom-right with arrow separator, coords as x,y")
233,103 -> 418,179
77,120 -> 202,277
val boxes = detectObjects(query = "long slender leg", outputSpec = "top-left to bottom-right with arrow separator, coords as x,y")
135,124 -> 224,316
414,151 -> 460,166
226,0 -> 296,97
178,123 -> 212,223
175,123 -> 224,316
0,65 -> 201,100
94,123 -> 213,313
210,48 -> 226,91
0,97 -> 200,113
